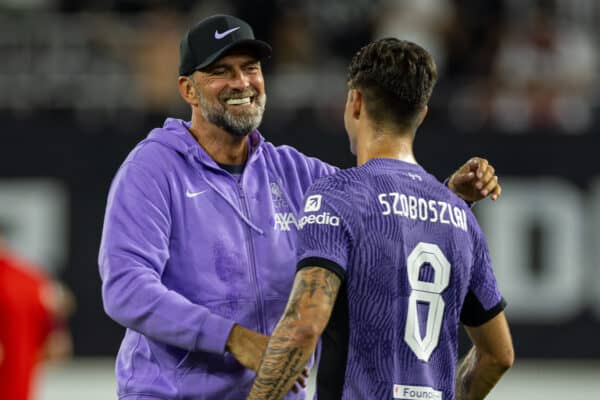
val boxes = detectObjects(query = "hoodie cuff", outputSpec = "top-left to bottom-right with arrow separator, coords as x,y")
194,313 -> 236,354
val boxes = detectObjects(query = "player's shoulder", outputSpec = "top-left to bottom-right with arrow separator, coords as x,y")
402,164 -> 484,234
308,166 -> 363,194
435,182 -> 483,236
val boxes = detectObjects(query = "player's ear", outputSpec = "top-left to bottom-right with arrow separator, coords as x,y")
346,89 -> 353,105
177,76 -> 199,106
415,105 -> 428,128
351,89 -> 362,120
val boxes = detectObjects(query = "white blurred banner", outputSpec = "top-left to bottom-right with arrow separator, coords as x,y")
476,178 -> 597,322
0,179 -> 68,273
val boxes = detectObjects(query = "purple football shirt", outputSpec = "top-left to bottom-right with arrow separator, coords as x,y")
295,158 -> 505,400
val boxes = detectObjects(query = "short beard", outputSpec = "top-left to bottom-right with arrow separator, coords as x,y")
194,80 -> 266,137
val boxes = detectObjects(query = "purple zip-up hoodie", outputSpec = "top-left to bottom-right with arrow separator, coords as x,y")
99,118 -> 336,399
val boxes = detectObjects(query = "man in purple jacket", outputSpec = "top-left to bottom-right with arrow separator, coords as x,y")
99,15 -> 501,400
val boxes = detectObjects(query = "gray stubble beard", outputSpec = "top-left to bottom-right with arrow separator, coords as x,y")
195,83 -> 266,137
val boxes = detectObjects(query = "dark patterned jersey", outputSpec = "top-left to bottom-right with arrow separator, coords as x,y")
295,158 -> 505,400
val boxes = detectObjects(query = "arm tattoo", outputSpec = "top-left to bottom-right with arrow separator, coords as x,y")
247,267 -> 342,400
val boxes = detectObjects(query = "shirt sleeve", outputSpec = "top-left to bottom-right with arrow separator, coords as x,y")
295,178 -> 355,281
99,161 -> 234,354
460,222 -> 506,326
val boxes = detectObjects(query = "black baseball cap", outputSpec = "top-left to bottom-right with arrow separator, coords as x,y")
179,15 -> 272,76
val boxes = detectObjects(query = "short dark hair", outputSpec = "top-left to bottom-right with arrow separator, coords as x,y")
347,38 -> 437,130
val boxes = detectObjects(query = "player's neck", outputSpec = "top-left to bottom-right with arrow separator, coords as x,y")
188,113 -> 249,165
356,129 -> 417,166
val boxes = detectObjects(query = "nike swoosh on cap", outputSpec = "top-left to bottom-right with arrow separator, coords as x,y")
214,27 -> 240,40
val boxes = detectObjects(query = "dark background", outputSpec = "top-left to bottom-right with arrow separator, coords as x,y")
1,0 -> 599,360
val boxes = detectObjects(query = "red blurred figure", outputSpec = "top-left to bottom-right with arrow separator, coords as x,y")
0,239 -> 73,400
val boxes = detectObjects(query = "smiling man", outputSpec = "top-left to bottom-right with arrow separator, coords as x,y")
99,15 -> 504,400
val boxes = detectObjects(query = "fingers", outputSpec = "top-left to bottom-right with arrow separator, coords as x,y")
297,374 -> 307,388
456,157 -> 502,201
470,157 -> 489,178
474,165 -> 494,190
454,157 -> 488,186
450,157 -> 484,191
467,157 -> 481,172
451,170 -> 476,186
480,175 -> 498,197
481,164 -> 495,185
290,374 -> 307,394
491,182 -> 502,201
475,164 -> 495,193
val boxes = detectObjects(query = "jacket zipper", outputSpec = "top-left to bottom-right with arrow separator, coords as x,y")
237,183 -> 267,334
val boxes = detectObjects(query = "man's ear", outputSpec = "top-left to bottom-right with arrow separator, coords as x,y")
177,76 -> 198,106
351,89 -> 362,119
416,105 -> 428,127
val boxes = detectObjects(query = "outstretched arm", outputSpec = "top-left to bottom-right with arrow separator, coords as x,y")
247,266 -> 342,400
448,157 -> 501,202
226,324 -> 269,372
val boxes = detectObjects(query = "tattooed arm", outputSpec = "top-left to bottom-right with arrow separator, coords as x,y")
247,266 -> 342,400
456,312 -> 514,400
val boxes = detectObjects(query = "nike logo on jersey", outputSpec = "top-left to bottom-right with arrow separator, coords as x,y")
186,189 -> 209,198
214,27 -> 240,39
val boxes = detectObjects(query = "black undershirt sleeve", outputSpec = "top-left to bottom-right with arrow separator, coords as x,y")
297,256 -> 346,282
460,291 -> 507,327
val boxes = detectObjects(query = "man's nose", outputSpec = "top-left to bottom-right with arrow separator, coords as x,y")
229,70 -> 251,90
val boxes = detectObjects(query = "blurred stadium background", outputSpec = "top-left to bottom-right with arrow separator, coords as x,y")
1,0 -> 599,398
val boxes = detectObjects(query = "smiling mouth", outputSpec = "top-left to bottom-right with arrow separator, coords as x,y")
225,97 -> 253,106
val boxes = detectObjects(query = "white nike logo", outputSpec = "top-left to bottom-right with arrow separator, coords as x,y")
186,189 -> 209,198
214,27 -> 240,39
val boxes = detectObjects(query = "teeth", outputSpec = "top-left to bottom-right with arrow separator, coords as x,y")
226,97 -> 251,105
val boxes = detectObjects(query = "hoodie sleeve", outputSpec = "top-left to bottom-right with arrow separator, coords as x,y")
98,161 -> 235,354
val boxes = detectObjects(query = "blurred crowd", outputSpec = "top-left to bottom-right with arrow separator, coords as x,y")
0,0 -> 598,134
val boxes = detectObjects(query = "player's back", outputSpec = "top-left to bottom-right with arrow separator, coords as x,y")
297,158 -> 504,400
